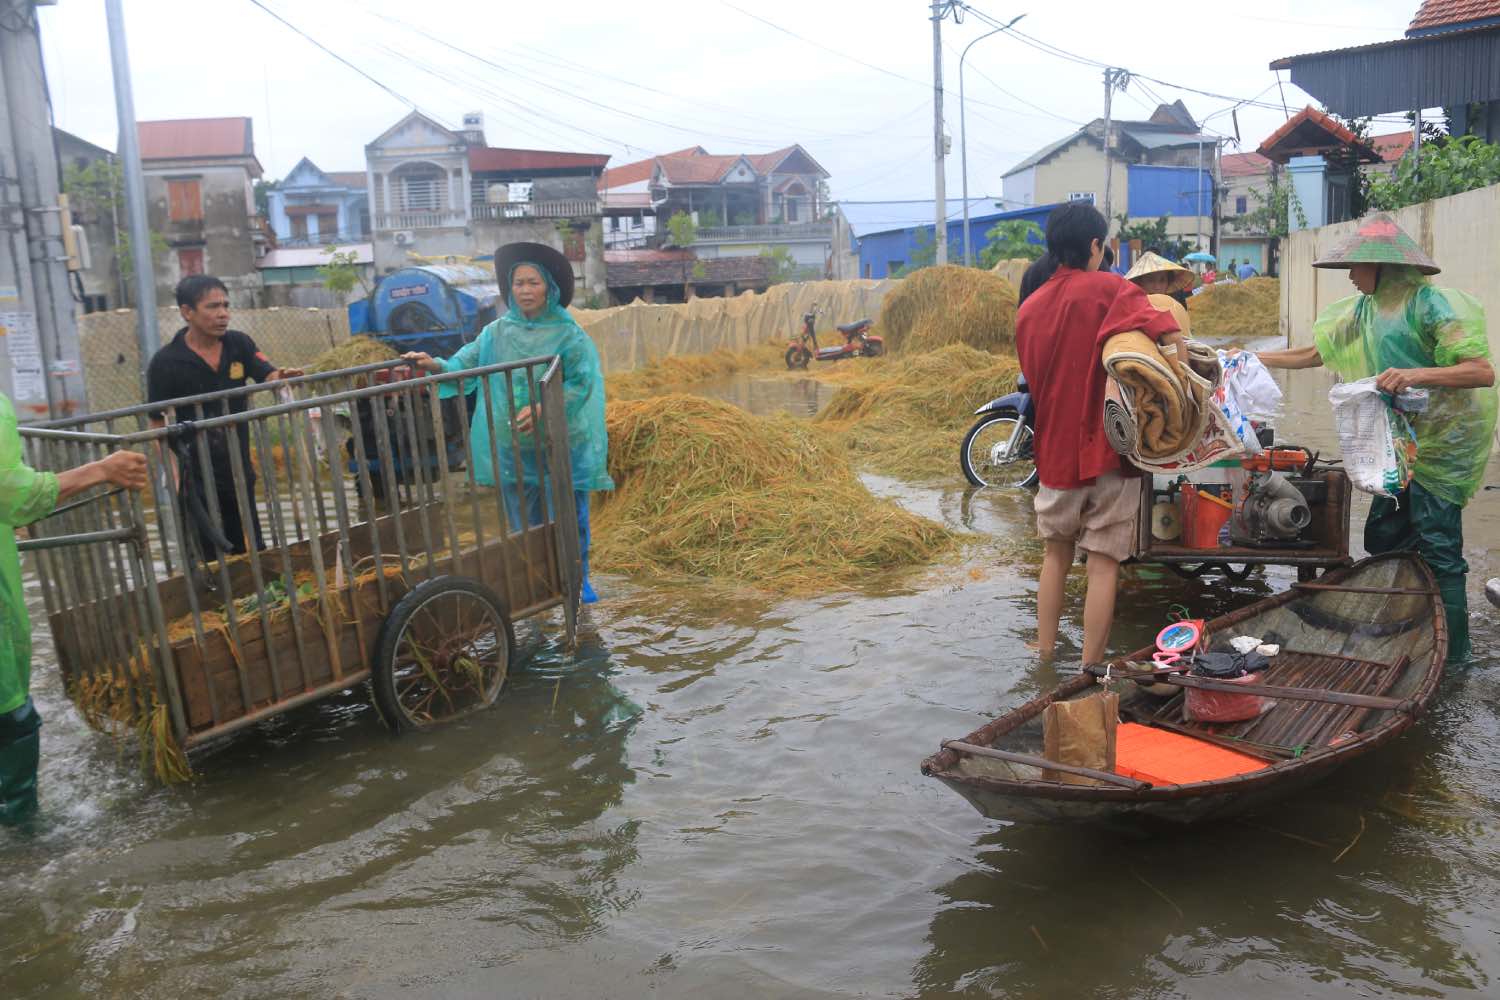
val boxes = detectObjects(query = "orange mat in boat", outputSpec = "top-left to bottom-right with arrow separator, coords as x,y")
1114,723 -> 1269,786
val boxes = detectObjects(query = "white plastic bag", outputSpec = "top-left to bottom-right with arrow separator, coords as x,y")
1218,350 -> 1283,420
1328,377 -> 1414,497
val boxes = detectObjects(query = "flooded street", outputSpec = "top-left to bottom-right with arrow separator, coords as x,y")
4,365 -> 1500,998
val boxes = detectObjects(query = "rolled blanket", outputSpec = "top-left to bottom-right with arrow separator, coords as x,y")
1103,378 -> 1138,455
1101,330 -> 1195,458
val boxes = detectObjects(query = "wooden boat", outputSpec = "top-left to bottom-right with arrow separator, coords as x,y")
921,553 -> 1446,826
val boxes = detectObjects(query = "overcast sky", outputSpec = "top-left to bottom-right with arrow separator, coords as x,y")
38,0 -> 1421,202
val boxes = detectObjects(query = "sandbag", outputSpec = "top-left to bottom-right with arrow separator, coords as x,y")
1042,690 -> 1119,785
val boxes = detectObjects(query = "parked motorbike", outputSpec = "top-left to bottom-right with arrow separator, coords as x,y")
960,374 -> 1037,488
785,304 -> 883,369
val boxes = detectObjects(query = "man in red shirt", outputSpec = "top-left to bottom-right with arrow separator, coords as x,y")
1016,203 -> 1180,664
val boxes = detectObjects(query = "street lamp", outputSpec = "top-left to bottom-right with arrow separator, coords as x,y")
959,13 -> 1026,266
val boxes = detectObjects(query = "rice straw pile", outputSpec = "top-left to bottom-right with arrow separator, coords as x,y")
307,335 -> 400,373
1186,276 -> 1280,341
606,342 -> 785,400
591,394 -> 953,592
877,265 -> 1019,355
814,344 -> 1022,479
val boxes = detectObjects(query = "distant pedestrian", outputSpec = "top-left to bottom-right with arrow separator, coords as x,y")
1237,260 -> 1258,281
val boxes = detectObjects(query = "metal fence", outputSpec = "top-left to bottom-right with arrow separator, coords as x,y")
19,357 -> 580,760
78,306 -> 353,414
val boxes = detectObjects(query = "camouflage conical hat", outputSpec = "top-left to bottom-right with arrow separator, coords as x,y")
1124,251 -> 1197,293
1312,213 -> 1440,275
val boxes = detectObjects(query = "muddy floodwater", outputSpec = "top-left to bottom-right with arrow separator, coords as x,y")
4,365 -> 1500,998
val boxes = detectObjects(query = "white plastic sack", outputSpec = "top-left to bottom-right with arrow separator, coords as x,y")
1218,350 -> 1283,420
1328,377 -> 1414,498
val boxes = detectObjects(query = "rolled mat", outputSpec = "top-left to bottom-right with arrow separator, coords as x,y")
1103,379 -> 1138,455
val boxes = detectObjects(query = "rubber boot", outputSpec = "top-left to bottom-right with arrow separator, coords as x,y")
1436,575 -> 1471,665
0,698 -> 42,826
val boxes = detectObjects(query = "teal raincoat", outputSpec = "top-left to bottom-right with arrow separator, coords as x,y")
437,266 -> 613,493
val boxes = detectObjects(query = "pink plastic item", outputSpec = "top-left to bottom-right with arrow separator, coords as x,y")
1183,672 -> 1275,723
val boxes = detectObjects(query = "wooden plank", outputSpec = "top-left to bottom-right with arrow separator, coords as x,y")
1142,671 -> 1415,712
943,741 -> 1153,790
1292,583 -> 1437,596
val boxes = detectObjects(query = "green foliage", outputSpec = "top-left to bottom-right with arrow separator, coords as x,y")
759,246 -> 799,284
1114,214 -> 1192,261
730,210 -> 756,226
690,260 -> 708,281
253,179 -> 280,216
666,210 -> 698,248
697,209 -> 723,228
892,226 -> 937,277
1324,113 -> 1374,218
978,220 -> 1043,268
63,159 -> 166,303
1229,173 -> 1306,241
1366,135 -> 1500,212
317,245 -> 369,303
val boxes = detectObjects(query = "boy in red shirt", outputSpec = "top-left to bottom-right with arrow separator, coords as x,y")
1016,203 -> 1180,664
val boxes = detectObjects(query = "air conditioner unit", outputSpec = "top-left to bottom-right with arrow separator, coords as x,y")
393,231 -> 416,246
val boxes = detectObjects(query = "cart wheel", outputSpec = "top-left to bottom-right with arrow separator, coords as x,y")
372,576 -> 514,733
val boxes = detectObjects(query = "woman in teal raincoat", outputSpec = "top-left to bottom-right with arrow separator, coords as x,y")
1255,214 -> 1496,662
404,242 -> 613,603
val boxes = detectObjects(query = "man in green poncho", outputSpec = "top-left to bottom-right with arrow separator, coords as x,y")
1255,214 -> 1497,662
1,393 -> 148,824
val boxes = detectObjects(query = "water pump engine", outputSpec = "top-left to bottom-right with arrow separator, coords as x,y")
1231,470 -> 1312,546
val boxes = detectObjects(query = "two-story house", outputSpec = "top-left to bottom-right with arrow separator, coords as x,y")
266,159 -> 369,247
1002,101 -> 1217,250
137,117 -> 269,306
365,110 -> 610,301
600,145 -> 833,277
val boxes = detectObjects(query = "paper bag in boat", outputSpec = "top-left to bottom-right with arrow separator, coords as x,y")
1042,691 -> 1119,785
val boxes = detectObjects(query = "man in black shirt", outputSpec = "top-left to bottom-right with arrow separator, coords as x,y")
147,275 -> 302,557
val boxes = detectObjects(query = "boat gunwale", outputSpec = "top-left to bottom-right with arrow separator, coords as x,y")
920,553 -> 1447,803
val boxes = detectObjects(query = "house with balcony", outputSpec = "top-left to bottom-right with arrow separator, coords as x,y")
364,111 -> 610,301
599,145 -> 833,276
266,158 -> 369,247
137,116 -> 270,306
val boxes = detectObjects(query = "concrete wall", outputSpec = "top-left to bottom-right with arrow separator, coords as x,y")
1032,140 -> 1127,220
144,163 -> 260,307
1002,166 -> 1036,208
470,216 -> 606,305
1279,181 -> 1500,443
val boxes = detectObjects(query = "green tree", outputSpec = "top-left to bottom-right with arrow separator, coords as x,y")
1324,113 -> 1375,219
892,226 -> 937,277
63,159 -> 167,305
759,246 -> 799,284
1114,214 -> 1193,262
317,245 -> 369,304
666,210 -> 698,248
1366,134 -> 1500,212
978,219 -> 1044,268
253,179 -> 280,216
1229,171 -> 1305,276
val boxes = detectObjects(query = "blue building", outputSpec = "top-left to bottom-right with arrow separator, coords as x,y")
266,158 -> 369,248
838,199 -> 1058,278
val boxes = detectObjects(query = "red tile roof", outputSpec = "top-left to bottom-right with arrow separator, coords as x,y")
1370,131 -> 1415,162
138,117 -> 256,161
1256,106 -> 1380,164
657,154 -> 745,184
1409,0 -> 1500,32
467,147 -> 610,173
1221,151 -> 1272,177
599,147 -> 706,190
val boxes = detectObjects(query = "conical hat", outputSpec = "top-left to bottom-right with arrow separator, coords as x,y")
1312,213 -> 1440,275
1124,251 -> 1197,293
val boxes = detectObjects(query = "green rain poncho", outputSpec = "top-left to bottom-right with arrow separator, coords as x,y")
438,265 -> 614,493
1312,266 -> 1496,507
0,393 -> 60,717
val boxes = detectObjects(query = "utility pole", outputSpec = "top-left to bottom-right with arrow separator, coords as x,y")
1100,68 -> 1127,234
0,0 -> 88,421
931,1 -> 959,267
105,0 -> 160,396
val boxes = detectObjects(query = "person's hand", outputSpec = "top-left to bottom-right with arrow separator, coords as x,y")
267,366 -> 304,381
513,404 -> 541,433
97,450 -> 148,490
401,351 -> 442,373
1375,367 -> 1423,394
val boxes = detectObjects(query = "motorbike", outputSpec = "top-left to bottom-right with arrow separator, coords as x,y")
961,375 -> 1037,488
785,304 -> 883,369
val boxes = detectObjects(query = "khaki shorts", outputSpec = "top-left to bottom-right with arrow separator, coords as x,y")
1034,471 -> 1140,562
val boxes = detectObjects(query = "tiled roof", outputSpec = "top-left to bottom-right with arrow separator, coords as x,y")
138,117 -> 255,161
1221,151 -> 1272,177
656,154 -> 745,184
600,147 -> 706,190
1256,106 -> 1380,163
467,146 -> 610,173
605,250 -> 770,288
1370,131 -> 1415,162
1409,0 -> 1500,32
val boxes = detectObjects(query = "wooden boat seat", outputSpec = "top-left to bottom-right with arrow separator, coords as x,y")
1149,649 -> 1407,754
1114,723 -> 1267,785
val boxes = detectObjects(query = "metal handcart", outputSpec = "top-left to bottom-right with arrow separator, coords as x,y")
18,355 -> 581,769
